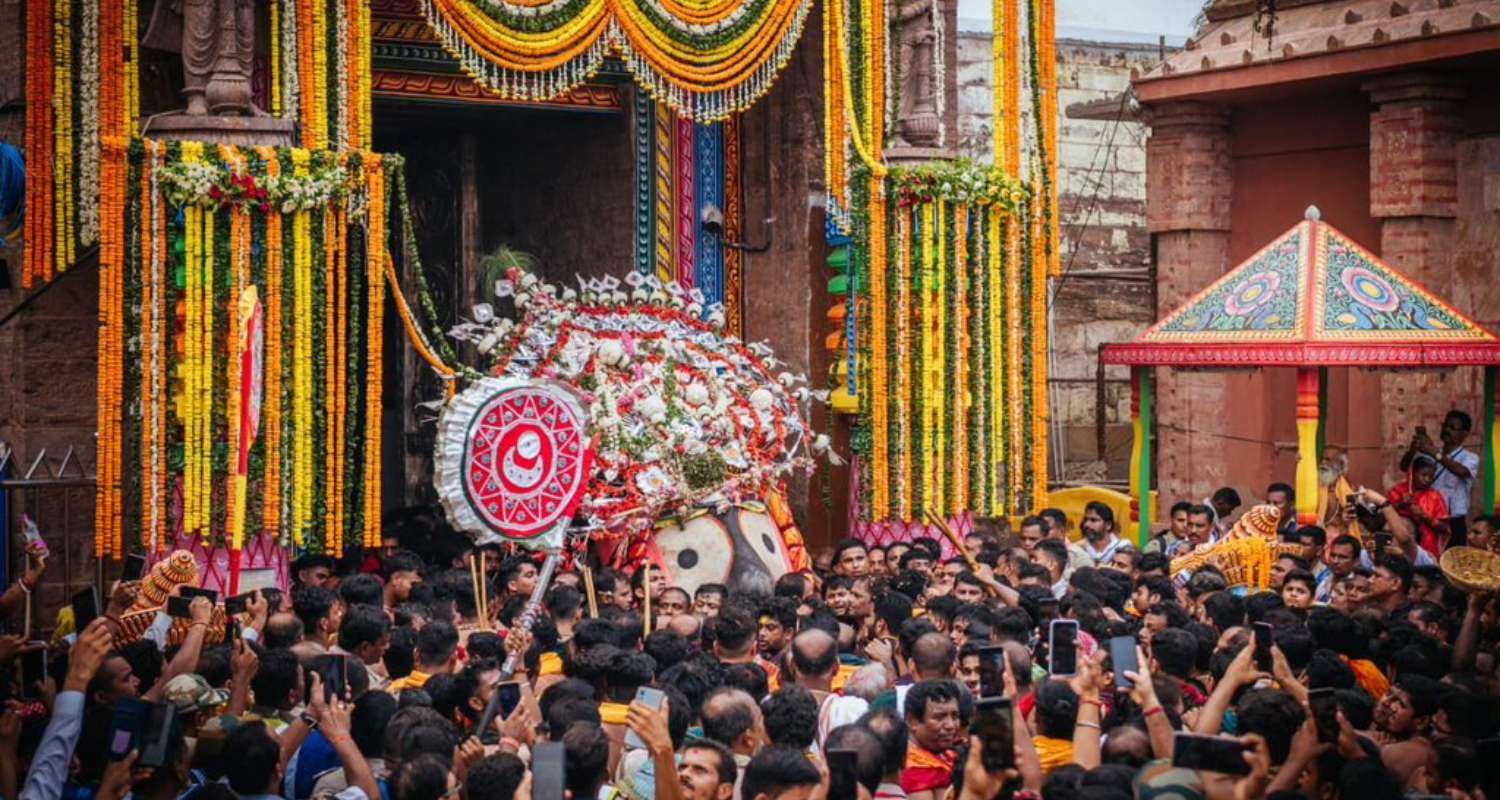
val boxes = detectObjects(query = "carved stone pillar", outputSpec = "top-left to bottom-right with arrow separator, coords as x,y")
1144,102 -> 1233,515
1365,72 -> 1468,483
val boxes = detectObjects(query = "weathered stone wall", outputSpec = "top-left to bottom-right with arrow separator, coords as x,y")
956,31 -> 1165,483
0,0 -> 107,615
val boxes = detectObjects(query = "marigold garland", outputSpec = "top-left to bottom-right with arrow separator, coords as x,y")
420,0 -> 811,122
96,142 -> 389,558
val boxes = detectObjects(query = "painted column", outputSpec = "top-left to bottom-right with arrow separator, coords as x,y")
1485,366 -> 1498,514
1296,366 -> 1321,525
1129,366 -> 1154,547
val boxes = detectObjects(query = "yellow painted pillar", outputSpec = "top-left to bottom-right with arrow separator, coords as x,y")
1295,366 -> 1321,525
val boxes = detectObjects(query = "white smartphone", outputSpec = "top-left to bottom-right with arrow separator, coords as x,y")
624,686 -> 665,750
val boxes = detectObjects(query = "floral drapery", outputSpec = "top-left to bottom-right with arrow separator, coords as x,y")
420,0 -> 811,121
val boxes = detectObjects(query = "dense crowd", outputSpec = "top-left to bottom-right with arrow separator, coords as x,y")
0,412 -> 1498,800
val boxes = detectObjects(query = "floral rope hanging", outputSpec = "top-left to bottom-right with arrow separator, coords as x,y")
420,0 -> 811,122
99,141 -> 391,558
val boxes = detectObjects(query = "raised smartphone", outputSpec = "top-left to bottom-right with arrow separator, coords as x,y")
1049,619 -> 1078,677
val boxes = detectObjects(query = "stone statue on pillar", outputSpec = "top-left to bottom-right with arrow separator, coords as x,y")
141,0 -> 295,145
887,0 -> 956,163
894,0 -> 940,148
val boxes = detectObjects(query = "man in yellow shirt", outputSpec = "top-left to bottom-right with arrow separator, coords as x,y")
387,619 -> 459,695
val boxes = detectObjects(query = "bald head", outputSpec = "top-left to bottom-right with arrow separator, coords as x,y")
790,629 -> 838,688
702,687 -> 762,755
668,612 -> 702,640
1001,641 -> 1032,688
911,632 -> 955,680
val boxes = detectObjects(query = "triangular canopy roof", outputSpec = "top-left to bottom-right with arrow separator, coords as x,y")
1103,210 -> 1500,367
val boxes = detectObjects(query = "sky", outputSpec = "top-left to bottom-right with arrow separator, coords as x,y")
957,0 -> 1204,42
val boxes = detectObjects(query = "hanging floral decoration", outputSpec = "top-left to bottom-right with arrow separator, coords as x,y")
22,0 -> 371,289
419,0 -> 811,122
825,0 -> 1055,522
96,141 -> 390,559
23,0 -> 138,288
432,267 -> 835,542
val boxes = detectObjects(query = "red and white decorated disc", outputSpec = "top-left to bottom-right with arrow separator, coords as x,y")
436,379 -> 592,546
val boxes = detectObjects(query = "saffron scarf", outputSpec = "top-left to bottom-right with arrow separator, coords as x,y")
1033,736 -> 1075,775
1340,655 -> 1390,700
600,702 -> 631,725
900,746 -> 955,794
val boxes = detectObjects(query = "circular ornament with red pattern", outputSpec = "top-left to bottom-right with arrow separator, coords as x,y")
434,378 -> 593,549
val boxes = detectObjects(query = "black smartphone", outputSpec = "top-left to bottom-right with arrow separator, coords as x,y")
976,644 -> 1007,698
496,682 -> 523,718
325,654 -> 348,702
225,619 -> 241,642
138,702 -> 178,769
166,595 -> 195,619
971,697 -> 1015,772
1171,732 -> 1250,775
224,592 -> 253,616
1109,636 -> 1139,690
178,586 -> 218,603
19,647 -> 47,699
532,741 -> 566,800
108,698 -> 148,761
827,747 -> 860,800
1373,532 -> 1393,553
1049,619 -> 1078,677
122,553 -> 148,582
71,586 -> 101,632
1252,622 -> 1274,673
1308,688 -> 1338,744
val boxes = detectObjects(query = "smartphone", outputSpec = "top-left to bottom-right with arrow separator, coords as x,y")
1048,619 -> 1078,677
225,619 -> 241,642
1308,688 -> 1339,744
122,553 -> 148,582
325,655 -> 348,702
971,697 -> 1015,772
224,592 -> 253,616
1373,532 -> 1393,553
532,741 -> 566,800
19,647 -> 47,699
976,644 -> 1007,698
496,682 -> 524,719
827,747 -> 860,800
1171,732 -> 1250,775
71,586 -> 101,632
21,514 -> 42,546
625,686 -> 665,750
166,595 -> 195,619
178,586 -> 218,603
1109,636 -> 1139,690
108,698 -> 148,761
1252,622 -> 1274,673
138,702 -> 178,769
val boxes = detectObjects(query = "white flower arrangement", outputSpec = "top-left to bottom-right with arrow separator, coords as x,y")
441,266 -> 832,538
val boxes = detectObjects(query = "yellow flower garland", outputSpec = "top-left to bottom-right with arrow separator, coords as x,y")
933,200 -> 947,514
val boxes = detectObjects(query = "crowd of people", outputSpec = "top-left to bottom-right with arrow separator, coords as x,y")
0,411 -> 1498,800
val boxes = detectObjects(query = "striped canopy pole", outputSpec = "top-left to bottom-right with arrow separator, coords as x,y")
1485,366 -> 1498,514
1129,367 -> 1154,547
1295,366 -> 1321,525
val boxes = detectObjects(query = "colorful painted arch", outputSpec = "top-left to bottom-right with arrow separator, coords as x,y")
1103,208 -> 1500,546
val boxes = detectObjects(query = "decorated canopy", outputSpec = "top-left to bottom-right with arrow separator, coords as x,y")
1103,210 -> 1500,369
420,0 -> 811,121
1103,209 -> 1500,544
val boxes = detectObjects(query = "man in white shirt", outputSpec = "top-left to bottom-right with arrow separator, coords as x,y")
1078,501 -> 1126,567
1402,410 -> 1479,548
